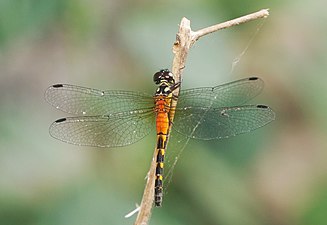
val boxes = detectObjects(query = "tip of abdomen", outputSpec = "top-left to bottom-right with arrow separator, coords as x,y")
154,186 -> 163,207
154,197 -> 162,207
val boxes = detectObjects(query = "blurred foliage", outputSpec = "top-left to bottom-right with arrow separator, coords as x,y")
207,0 -> 283,19
0,0 -> 94,48
1,0 -> 327,225
301,184 -> 327,225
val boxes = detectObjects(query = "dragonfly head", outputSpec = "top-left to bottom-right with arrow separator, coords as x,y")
153,69 -> 175,86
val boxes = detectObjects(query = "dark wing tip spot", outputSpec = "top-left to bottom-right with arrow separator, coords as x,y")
257,104 -> 268,109
248,77 -> 258,81
55,118 -> 67,123
52,84 -> 64,88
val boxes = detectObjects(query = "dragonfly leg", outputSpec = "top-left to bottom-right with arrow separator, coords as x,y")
170,82 -> 181,92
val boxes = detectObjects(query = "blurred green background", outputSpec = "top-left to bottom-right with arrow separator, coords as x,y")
1,0 -> 327,225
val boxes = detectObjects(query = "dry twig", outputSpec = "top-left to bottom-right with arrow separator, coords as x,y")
133,8 -> 269,225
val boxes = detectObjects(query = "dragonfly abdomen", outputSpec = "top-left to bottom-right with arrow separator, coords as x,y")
154,97 -> 172,207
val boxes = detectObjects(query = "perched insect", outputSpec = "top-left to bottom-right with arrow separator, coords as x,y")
45,69 -> 275,206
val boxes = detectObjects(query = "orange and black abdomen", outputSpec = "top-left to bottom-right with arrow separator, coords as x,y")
154,96 -> 172,207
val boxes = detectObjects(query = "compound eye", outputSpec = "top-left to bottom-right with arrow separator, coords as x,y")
153,69 -> 174,84
167,73 -> 175,84
163,71 -> 175,84
160,70 -> 174,83
153,71 -> 162,84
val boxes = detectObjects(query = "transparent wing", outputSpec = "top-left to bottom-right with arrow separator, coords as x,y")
178,77 -> 264,108
173,105 -> 275,140
49,110 -> 155,147
45,84 -> 154,116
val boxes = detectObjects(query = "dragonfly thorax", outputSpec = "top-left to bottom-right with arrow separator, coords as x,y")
155,84 -> 174,97
153,69 -> 175,97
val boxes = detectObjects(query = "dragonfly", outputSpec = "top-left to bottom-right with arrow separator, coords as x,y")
45,69 -> 275,207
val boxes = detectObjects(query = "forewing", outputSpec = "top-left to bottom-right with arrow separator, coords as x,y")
173,105 -> 275,140
49,110 -> 155,147
45,84 -> 154,116
178,77 -> 264,108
